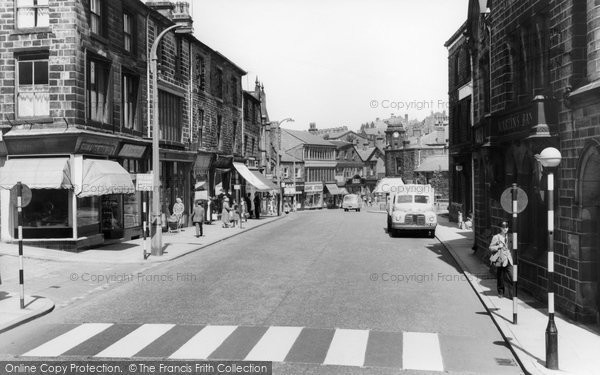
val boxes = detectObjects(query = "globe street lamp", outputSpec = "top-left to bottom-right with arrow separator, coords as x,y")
535,146 -> 562,370
150,24 -> 191,256
274,118 -> 294,216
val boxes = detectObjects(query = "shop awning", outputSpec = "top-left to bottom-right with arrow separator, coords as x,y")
233,162 -> 272,192
0,157 -> 72,189
78,159 -> 134,197
250,170 -> 278,191
325,184 -> 343,195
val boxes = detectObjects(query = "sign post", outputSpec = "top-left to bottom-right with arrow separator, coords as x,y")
501,185 -> 528,324
136,174 -> 153,259
14,182 -> 31,309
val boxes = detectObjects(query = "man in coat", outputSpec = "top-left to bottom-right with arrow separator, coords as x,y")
253,193 -> 261,219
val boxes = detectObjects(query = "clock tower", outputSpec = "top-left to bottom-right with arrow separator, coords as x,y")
385,122 -> 406,150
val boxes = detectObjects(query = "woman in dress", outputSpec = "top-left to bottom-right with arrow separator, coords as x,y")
221,197 -> 231,228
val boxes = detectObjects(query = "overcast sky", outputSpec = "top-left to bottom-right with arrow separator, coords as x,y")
191,0 -> 469,131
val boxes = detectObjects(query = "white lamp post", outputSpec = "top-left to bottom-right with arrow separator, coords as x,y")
535,146 -> 562,370
150,24 -> 191,256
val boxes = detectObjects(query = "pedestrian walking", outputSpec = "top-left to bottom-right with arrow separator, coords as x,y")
221,197 -> 231,228
231,200 -> 240,227
173,197 -> 185,230
192,201 -> 205,237
253,193 -> 261,219
457,210 -> 464,229
240,199 -> 248,222
489,221 -> 514,298
244,193 -> 252,218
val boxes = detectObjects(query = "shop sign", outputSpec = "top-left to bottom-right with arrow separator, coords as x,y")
136,173 -> 153,191
234,184 -> 241,190
496,110 -> 533,136
304,183 -> 323,193
78,141 -> 118,156
284,187 -> 297,195
118,144 -> 147,159
352,178 -> 361,184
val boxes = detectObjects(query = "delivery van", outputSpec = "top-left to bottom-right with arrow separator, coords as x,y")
386,184 -> 437,238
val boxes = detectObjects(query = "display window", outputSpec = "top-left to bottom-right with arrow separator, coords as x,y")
77,196 -> 100,226
123,192 -> 140,228
23,189 -> 69,228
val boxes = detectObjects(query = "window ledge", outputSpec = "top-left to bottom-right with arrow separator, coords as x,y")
11,27 -> 52,36
12,117 -> 54,125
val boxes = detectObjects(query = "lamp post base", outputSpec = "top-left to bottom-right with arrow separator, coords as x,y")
545,318 -> 559,369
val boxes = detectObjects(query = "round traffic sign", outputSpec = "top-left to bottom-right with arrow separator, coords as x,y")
501,186 -> 528,214
11,183 -> 32,208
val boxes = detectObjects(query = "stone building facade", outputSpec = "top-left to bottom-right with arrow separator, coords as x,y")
459,0 -> 600,323
445,22 -> 474,223
0,0 -> 249,250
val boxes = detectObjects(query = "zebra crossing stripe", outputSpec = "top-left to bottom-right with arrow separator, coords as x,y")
22,323 -> 113,357
244,326 -> 303,362
95,324 -> 175,358
322,329 -> 369,367
402,332 -> 444,372
169,325 -> 237,359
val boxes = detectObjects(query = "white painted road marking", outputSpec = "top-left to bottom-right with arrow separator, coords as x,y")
244,326 -> 303,362
169,325 -> 237,359
23,323 -> 113,357
402,331 -> 444,371
95,324 -> 175,358
323,329 -> 369,367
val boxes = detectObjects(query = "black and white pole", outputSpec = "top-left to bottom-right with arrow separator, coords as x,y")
511,183 -> 518,324
17,182 -> 25,309
142,192 -> 148,260
546,170 -> 559,369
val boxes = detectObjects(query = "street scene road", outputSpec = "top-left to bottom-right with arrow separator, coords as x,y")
0,211 -> 521,374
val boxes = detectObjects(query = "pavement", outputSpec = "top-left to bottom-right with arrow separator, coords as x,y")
435,215 -> 600,375
0,214 -> 284,334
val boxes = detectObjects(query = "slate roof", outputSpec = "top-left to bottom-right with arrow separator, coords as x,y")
282,128 -> 336,147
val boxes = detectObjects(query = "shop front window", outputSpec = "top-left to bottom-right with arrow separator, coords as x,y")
23,189 -> 69,228
101,195 -> 123,235
123,192 -> 140,228
77,196 -> 100,227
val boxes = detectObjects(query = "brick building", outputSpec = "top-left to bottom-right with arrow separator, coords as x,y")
458,0 -> 600,323
0,0 -> 251,250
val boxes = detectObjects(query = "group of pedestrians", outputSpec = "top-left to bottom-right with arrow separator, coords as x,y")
168,191 -> 272,239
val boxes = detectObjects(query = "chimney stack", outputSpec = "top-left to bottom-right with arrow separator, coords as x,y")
308,122 -> 318,134
172,1 -> 193,31
146,1 -> 175,20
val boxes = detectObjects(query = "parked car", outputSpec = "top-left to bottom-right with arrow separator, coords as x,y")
342,194 -> 361,212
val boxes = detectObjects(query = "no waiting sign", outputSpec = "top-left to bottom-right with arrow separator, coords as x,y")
501,186 -> 528,214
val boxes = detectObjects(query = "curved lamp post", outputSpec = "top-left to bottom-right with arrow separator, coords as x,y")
535,146 -> 562,370
150,24 -> 191,256
275,118 -> 294,216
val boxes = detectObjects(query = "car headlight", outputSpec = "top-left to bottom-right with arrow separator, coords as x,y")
428,215 -> 436,222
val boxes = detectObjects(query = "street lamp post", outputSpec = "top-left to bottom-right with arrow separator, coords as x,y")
150,24 -> 187,256
536,147 -> 562,370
